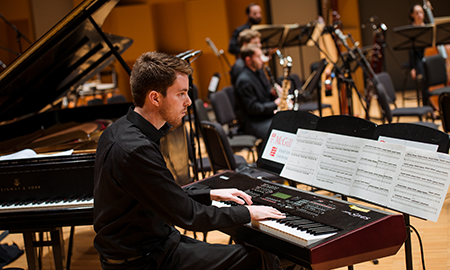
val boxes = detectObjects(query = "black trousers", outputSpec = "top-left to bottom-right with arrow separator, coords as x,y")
100,234 -> 280,270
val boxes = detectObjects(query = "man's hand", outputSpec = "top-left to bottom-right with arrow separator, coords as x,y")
271,84 -> 283,98
210,188 -> 253,205
274,97 -> 281,106
246,205 -> 286,221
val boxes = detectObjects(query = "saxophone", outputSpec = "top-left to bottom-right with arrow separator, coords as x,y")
277,56 -> 292,112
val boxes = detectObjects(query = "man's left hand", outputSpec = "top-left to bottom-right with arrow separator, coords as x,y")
210,188 -> 253,205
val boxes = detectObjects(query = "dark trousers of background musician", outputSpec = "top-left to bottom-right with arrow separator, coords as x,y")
100,234 -> 281,270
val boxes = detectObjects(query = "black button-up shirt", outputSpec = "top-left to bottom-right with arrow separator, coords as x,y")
93,107 -> 251,260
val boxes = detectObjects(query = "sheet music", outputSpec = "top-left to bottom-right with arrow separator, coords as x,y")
389,147 -> 450,222
350,141 -> 405,205
0,149 -> 74,160
314,133 -> 366,195
378,136 -> 438,151
280,129 -> 326,185
280,128 -> 450,222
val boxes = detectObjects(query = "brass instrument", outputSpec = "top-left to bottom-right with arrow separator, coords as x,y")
277,55 -> 293,112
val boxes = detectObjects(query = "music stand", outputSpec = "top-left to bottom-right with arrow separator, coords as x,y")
282,24 -> 314,48
281,24 -> 315,79
393,25 -> 433,51
436,21 -> 450,45
393,25 -> 433,107
251,24 -> 287,50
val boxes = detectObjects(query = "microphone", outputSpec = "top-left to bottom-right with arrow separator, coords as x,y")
205,38 -> 220,57
0,59 -> 6,69
181,50 -> 203,62
334,28 -> 349,48
275,49 -> 285,65
176,50 -> 194,59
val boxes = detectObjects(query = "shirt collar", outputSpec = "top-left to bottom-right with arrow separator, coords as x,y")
126,106 -> 171,143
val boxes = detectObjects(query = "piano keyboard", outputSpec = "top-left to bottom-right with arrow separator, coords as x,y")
212,200 -> 338,246
0,197 -> 93,212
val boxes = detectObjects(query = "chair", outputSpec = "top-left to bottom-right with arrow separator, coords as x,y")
375,77 -> 438,129
193,99 -> 210,123
209,89 -> 240,134
422,54 -> 450,107
376,72 -> 435,122
107,94 -> 126,104
221,85 -> 236,110
209,90 -> 258,161
439,92 -> 450,133
87,98 -> 103,106
200,121 -> 248,174
185,127 -> 212,178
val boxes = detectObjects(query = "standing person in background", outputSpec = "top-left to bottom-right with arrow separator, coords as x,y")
228,3 -> 262,57
93,51 -> 287,270
408,4 -> 426,82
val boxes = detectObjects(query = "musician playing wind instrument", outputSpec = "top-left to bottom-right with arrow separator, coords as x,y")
235,44 -> 283,149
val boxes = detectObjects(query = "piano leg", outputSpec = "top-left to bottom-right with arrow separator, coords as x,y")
51,228 -> 66,269
22,232 -> 39,270
21,228 -> 66,270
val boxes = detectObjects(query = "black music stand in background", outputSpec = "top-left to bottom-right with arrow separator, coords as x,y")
251,24 -> 285,50
281,24 -> 315,80
393,25 -> 433,107
436,21 -> 450,46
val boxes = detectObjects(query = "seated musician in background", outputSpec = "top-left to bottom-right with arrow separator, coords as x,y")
230,29 -> 263,87
228,3 -> 262,57
235,44 -> 282,148
93,51 -> 287,270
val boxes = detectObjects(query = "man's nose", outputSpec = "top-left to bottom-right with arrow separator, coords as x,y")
186,95 -> 192,106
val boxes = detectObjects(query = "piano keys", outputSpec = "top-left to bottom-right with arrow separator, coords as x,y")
212,200 -> 338,246
185,171 -> 407,270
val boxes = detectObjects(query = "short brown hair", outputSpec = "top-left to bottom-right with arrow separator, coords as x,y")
130,51 -> 193,107
240,43 -> 260,61
238,29 -> 261,47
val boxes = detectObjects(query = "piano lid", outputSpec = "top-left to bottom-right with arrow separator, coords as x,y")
0,0 -> 133,123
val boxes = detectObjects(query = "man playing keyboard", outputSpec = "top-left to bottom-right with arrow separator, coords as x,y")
93,51 -> 287,270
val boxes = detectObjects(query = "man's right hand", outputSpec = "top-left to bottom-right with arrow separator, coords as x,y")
246,205 -> 285,221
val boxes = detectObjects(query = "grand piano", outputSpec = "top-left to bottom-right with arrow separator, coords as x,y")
0,0 -> 133,269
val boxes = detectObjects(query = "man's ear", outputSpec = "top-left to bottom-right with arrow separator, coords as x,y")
148,90 -> 161,106
244,56 -> 251,66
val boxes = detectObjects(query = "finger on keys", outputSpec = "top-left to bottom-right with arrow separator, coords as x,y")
238,190 -> 253,205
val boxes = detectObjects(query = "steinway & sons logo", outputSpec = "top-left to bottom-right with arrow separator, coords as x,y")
0,179 -> 41,192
